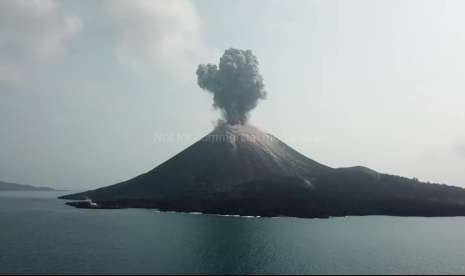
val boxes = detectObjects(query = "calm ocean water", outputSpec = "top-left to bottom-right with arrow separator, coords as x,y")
2,191 -> 465,274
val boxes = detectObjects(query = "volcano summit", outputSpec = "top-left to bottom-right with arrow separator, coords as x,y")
62,49 -> 465,218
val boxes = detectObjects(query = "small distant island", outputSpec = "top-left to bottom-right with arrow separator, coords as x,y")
0,181 -> 59,192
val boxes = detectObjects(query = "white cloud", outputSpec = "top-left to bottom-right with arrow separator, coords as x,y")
0,0 -> 81,85
101,0 -> 214,78
0,0 -> 214,85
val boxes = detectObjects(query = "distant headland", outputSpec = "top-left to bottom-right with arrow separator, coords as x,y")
0,181 -> 60,192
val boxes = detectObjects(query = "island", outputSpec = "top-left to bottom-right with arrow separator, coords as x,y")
0,181 -> 59,191
61,124 -> 465,219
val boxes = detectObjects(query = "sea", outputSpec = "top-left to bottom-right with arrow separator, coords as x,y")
2,191 -> 465,274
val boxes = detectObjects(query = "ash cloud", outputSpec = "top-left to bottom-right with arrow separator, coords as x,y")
197,48 -> 266,125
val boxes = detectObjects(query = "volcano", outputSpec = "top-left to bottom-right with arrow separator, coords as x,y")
62,123 -> 465,218
62,48 -> 465,218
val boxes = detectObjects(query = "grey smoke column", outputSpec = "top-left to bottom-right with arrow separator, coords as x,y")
197,48 -> 266,125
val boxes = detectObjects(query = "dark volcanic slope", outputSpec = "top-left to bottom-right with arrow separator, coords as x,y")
62,124 -> 465,218
0,181 -> 57,191
63,124 -> 330,201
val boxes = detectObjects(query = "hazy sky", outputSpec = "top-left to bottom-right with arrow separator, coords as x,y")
1,0 -> 464,190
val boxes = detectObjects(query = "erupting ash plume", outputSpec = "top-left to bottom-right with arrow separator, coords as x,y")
197,48 -> 266,125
